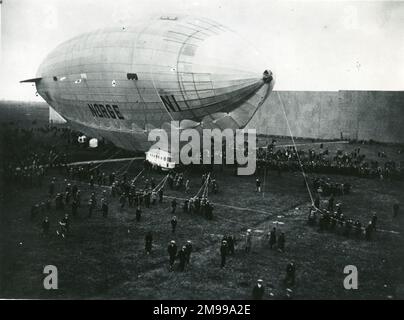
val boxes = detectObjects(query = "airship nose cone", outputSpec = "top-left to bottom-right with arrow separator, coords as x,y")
187,23 -> 267,81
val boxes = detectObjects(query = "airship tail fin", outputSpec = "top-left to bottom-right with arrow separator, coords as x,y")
20,77 -> 42,83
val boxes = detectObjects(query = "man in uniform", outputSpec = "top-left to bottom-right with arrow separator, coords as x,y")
365,221 -> 373,240
145,231 -> 153,254
371,213 -> 378,230
245,229 -> 252,253
167,240 -> 178,271
171,216 -> 177,233
49,180 -> 55,196
220,240 -> 228,269
88,199 -> 94,218
278,232 -> 285,252
136,206 -> 142,222
285,262 -> 296,286
252,279 -> 265,300
328,194 -> 334,212
102,200 -> 108,217
393,203 -> 399,218
256,178 -> 261,192
158,188 -> 164,203
185,240 -> 193,265
177,246 -> 187,272
71,199 -> 78,216
171,198 -> 177,214
269,227 -> 277,249
227,235 -> 235,255
42,216 -> 50,235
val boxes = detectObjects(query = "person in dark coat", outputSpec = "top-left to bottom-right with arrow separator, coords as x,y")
171,216 -> 177,233
285,262 -> 296,286
136,206 -> 142,222
365,221 -> 373,240
252,279 -> 265,300
371,213 -> 378,230
145,231 -> 153,254
220,240 -> 228,269
42,216 -> 50,235
269,227 -> 277,249
167,240 -> 177,271
227,235 -> 235,255
393,203 -> 399,217
277,232 -> 285,252
171,198 -> 177,214
101,201 -> 108,217
158,188 -> 164,203
177,246 -> 187,272
185,240 -> 193,265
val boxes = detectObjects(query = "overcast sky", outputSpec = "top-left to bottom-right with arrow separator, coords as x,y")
0,0 -> 403,101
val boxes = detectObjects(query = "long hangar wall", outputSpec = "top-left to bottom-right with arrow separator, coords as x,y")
247,90 -> 404,143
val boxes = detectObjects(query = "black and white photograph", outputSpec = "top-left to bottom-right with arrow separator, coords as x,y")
0,0 -> 403,305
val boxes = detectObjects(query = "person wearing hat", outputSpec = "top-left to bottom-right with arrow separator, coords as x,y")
178,246 -> 187,272
171,216 -> 177,234
185,240 -> 193,265
278,232 -> 286,252
285,262 -> 296,286
256,178 -> 261,192
371,213 -> 378,230
167,240 -> 178,271
245,229 -> 252,253
136,206 -> 142,222
145,231 -> 153,255
252,279 -> 265,300
42,216 -> 50,235
220,240 -> 228,269
269,227 -> 277,249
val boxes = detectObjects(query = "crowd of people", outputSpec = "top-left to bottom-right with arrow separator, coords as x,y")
256,140 -> 402,180
307,198 -> 379,240
3,124 -> 402,300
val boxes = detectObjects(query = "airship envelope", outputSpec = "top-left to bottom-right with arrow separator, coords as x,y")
27,14 -> 274,151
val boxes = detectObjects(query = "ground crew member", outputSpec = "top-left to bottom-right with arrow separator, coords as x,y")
88,199 -> 94,218
220,240 -> 228,269
102,200 -> 108,217
256,178 -> 261,192
328,194 -> 334,211
171,216 -> 177,233
371,213 -> 378,230
227,235 -> 235,255
145,231 -> 153,254
171,198 -> 177,214
185,240 -> 193,265
119,194 -> 126,209
245,229 -> 252,252
72,200 -> 78,216
252,279 -> 265,300
178,246 -> 187,272
42,216 -> 50,235
278,232 -> 285,252
136,206 -> 142,222
49,181 -> 55,196
269,227 -> 277,249
285,262 -> 296,286
365,221 -> 373,240
167,240 -> 178,271
393,203 -> 399,217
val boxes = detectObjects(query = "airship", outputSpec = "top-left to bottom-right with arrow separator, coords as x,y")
22,15 -> 275,154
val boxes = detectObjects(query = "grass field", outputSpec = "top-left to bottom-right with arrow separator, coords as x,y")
0,106 -> 403,299
1,151 -> 403,299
